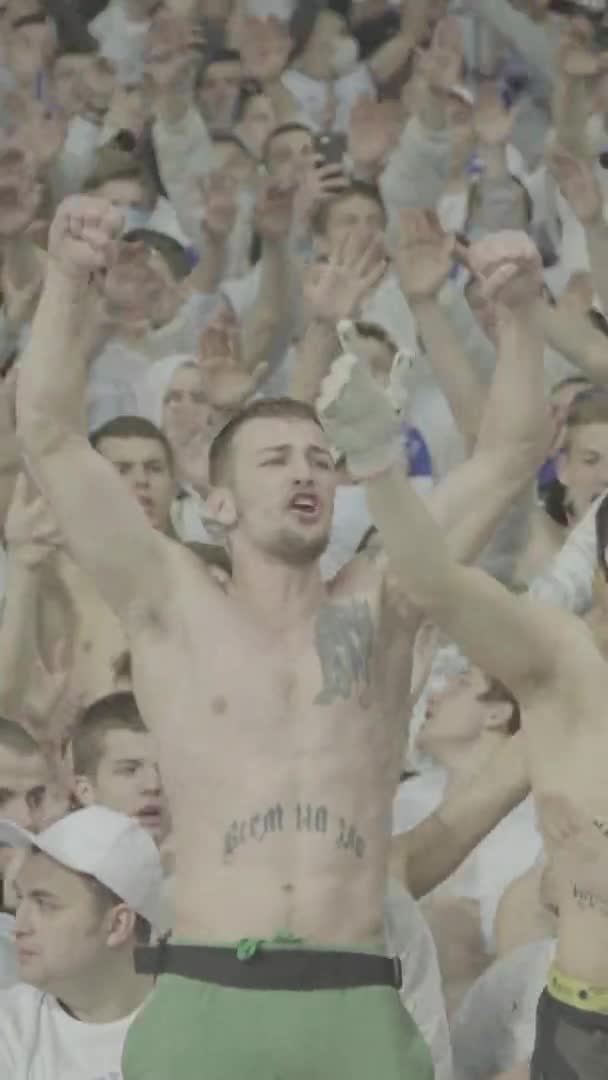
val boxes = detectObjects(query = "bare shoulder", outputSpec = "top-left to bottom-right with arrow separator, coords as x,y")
332,536 -> 389,614
345,530 -> 422,628
337,538 -> 423,669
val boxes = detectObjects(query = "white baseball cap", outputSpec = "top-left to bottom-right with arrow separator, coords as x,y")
0,806 -> 163,928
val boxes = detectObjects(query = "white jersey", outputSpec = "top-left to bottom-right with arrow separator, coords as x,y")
0,983 -> 141,1080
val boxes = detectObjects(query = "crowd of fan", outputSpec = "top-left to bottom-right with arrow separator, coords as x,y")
1,0 -> 608,1078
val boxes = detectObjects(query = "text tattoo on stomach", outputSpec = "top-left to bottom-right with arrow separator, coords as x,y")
571,818 -> 608,915
224,803 -> 366,860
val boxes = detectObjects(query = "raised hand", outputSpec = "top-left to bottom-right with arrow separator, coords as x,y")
557,16 -> 608,78
166,423 -> 216,495
143,11 -> 205,98
5,474 -> 62,569
316,348 -> 401,480
198,313 -> 268,411
466,230 -> 543,310
401,0 -> 442,48
293,160 -> 348,232
48,196 -> 124,281
473,82 -> 519,147
348,96 -> 400,172
396,208 -> 456,301
254,178 -> 295,241
417,15 -> 464,95
22,640 -> 75,763
548,147 -> 603,226
199,171 -> 239,243
303,231 -> 387,324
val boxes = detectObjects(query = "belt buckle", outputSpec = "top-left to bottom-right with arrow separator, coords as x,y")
392,955 -> 403,989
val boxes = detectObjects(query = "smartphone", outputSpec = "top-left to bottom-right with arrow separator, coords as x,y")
314,132 -> 348,169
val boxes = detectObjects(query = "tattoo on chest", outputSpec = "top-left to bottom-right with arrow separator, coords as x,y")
313,600 -> 374,708
223,802 -> 366,861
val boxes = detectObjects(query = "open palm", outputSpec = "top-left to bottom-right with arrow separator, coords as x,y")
198,319 -> 268,411
303,232 -> 387,324
549,148 -> 603,225
396,209 -> 455,300
473,83 -> 518,147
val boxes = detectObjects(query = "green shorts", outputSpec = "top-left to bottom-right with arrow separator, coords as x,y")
122,936 -> 434,1079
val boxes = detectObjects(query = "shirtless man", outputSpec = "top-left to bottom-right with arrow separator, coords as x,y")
320,236 -> 608,1080
16,199 -> 546,1078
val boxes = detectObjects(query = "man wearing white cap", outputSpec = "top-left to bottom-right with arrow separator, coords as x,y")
0,805 -> 161,1080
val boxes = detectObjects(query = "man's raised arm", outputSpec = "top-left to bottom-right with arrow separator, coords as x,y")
16,197 -> 170,619
393,733 -> 530,899
316,243 -> 561,696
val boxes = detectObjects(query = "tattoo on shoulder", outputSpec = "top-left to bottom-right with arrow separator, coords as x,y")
313,600 -> 374,708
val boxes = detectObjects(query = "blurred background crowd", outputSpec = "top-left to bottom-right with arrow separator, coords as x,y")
2,1 -> 608,1078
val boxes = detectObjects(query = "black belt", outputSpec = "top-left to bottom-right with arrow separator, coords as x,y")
134,940 -> 403,991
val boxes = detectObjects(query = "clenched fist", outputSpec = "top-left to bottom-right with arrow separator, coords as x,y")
316,341 -> 402,481
466,230 -> 543,309
47,197 -> 124,281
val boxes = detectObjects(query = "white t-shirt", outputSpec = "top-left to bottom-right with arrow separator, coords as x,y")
0,983 -> 140,1080
281,65 -> 376,133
